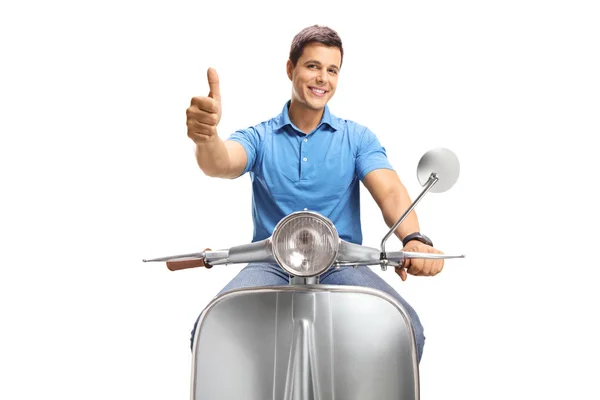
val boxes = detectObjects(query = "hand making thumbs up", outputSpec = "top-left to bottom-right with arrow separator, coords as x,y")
187,67 -> 222,144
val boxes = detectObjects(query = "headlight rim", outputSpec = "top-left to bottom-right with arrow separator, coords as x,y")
271,211 -> 340,277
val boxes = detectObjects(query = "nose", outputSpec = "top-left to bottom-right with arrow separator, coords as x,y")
316,69 -> 328,85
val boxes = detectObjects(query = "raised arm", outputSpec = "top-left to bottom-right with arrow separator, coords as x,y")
186,68 -> 247,179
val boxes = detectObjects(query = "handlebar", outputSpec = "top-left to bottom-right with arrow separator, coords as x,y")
143,241 -> 465,272
143,248 -> 216,271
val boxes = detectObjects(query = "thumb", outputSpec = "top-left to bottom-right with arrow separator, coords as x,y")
403,258 -> 411,271
207,67 -> 221,102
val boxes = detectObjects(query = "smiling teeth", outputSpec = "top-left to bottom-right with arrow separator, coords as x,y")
312,88 -> 325,94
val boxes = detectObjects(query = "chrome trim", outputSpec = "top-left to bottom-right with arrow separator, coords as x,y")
272,211 -> 340,278
201,250 -> 229,264
142,252 -> 207,262
385,250 -> 466,265
216,238 -> 274,265
142,241 -> 272,266
336,240 -> 381,265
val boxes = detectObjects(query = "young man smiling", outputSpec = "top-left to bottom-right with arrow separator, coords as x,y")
186,25 -> 444,362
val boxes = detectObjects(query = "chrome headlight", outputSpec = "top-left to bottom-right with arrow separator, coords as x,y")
272,211 -> 340,277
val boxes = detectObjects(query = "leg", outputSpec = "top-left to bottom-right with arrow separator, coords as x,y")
190,263 -> 289,349
320,266 -> 426,362
215,262 -> 290,296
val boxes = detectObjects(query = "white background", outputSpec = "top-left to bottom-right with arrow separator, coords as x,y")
1,0 -> 599,399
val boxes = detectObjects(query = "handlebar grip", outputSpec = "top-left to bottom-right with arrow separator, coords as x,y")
166,248 -> 213,271
166,258 -> 209,271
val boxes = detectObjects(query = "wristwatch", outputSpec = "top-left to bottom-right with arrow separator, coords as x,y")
402,232 -> 433,247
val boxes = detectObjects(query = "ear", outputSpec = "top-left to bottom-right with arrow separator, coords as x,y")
286,60 -> 293,81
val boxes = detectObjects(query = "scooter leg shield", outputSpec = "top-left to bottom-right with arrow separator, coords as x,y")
191,285 -> 420,400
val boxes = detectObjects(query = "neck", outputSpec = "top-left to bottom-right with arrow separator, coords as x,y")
288,100 -> 324,134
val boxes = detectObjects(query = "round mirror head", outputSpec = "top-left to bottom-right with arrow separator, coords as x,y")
417,147 -> 460,193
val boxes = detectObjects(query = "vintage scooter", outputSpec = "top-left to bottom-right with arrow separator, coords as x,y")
144,148 -> 464,400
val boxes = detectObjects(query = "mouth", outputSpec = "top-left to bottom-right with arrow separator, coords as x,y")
308,86 -> 328,97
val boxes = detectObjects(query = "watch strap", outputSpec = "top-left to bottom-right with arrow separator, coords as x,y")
402,232 -> 433,247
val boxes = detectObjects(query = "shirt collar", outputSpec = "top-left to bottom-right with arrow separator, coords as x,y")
274,100 -> 339,133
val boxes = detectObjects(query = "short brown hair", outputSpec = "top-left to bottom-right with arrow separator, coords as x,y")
289,25 -> 344,68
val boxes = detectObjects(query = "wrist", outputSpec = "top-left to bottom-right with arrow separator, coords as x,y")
402,232 -> 433,247
195,134 -> 219,147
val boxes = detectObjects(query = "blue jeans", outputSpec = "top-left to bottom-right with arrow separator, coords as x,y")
191,263 -> 425,362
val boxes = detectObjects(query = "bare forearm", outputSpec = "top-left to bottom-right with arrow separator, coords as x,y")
363,169 -> 421,242
195,137 -> 232,178
379,185 -> 421,242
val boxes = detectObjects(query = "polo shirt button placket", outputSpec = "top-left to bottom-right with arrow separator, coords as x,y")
300,135 -> 308,179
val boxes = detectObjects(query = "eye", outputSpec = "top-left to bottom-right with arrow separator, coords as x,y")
328,69 -> 338,75
307,64 -> 318,69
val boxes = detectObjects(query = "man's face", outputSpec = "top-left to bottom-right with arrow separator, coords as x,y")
287,42 -> 341,111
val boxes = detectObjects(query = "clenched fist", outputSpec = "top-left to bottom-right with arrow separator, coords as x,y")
187,68 -> 222,144
395,241 -> 445,282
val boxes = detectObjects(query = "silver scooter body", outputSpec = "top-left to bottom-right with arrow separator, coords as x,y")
192,285 -> 419,400
144,148 -> 463,400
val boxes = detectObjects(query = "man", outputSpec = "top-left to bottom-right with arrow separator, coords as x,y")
185,25 -> 444,362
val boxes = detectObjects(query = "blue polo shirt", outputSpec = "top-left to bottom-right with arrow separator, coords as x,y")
228,101 -> 394,245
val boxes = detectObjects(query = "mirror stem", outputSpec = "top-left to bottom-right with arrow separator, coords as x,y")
380,173 -> 439,256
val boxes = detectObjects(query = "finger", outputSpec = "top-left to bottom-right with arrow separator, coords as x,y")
190,97 -> 219,113
421,258 -> 443,276
187,120 -> 217,140
404,259 -> 418,276
425,257 -> 436,276
426,248 -> 444,276
407,257 -> 424,276
395,267 -> 408,282
207,67 -> 221,102
187,107 -> 219,126
400,268 -> 408,281
187,119 -> 216,134
431,259 -> 444,276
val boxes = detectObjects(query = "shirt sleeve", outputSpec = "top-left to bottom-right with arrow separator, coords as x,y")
355,126 -> 394,180
227,125 -> 262,175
